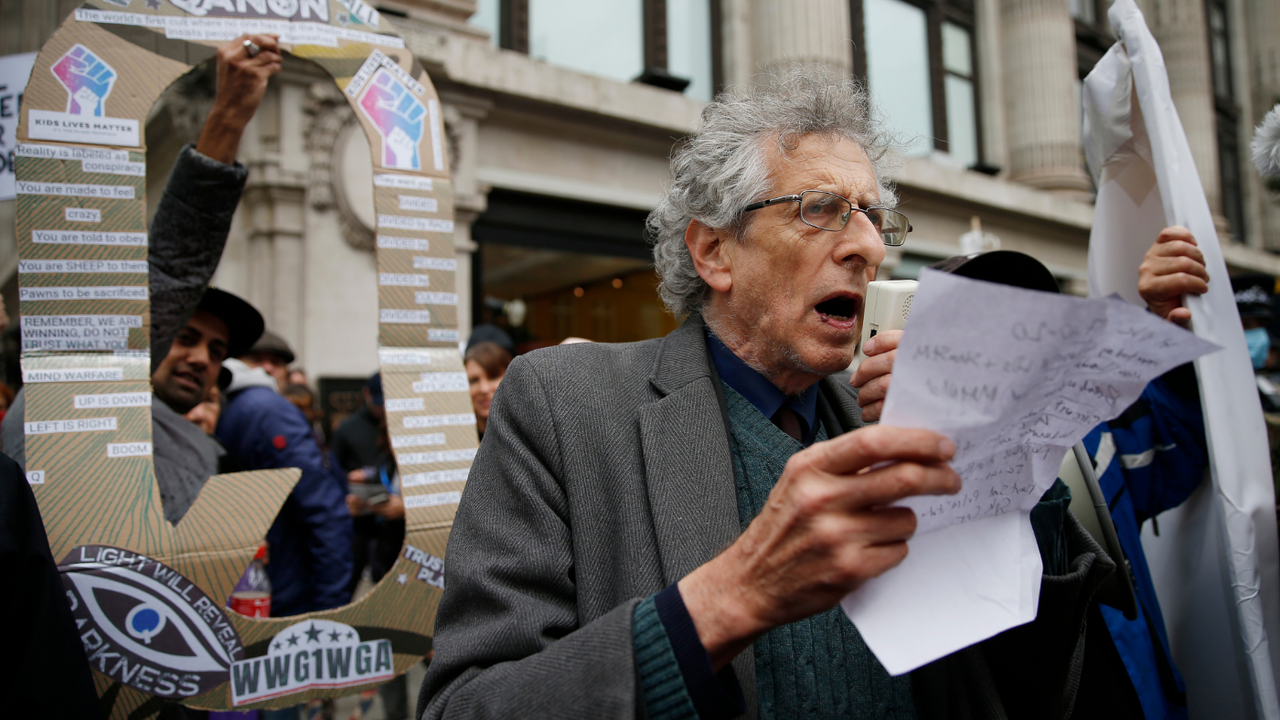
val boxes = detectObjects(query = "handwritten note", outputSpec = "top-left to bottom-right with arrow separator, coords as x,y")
843,269 -> 1219,676
885,269 -> 1218,535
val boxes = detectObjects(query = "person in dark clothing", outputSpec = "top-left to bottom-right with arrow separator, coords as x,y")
0,34 -> 280,524
344,414 -> 406,581
216,357 -> 352,617
343,416 -> 410,720
0,453 -> 102,719
332,372 -> 385,473
332,373 -> 388,596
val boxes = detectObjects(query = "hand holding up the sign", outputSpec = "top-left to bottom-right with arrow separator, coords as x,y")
1138,226 -> 1210,328
196,34 -> 283,165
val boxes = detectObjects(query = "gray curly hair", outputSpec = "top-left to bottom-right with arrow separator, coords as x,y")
647,67 -> 898,318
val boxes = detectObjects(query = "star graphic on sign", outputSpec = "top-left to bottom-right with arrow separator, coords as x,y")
304,623 -> 323,643
346,630 -> 355,640
398,573 -> 408,585
329,630 -> 342,642
286,633 -> 299,647
272,641 -> 282,652
145,0 -> 161,8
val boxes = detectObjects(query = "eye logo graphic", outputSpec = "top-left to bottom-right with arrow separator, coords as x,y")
359,69 -> 425,171
125,604 -> 167,643
59,545 -> 245,699
51,44 -> 117,117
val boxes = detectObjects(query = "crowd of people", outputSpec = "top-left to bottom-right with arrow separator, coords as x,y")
5,31 -> 1278,720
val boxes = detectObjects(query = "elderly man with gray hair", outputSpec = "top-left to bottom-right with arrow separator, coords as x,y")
419,71 -> 1131,720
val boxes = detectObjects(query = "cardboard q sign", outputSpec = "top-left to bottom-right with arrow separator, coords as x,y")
16,2 -> 469,716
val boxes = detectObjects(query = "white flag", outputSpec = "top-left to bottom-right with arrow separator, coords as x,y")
1082,1 -> 1280,717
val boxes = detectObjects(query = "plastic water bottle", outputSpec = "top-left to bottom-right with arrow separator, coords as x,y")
228,543 -> 271,618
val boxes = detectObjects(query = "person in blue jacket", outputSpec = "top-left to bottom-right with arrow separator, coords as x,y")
216,354 -> 353,616
1083,365 -> 1202,720
1086,225 -> 1210,720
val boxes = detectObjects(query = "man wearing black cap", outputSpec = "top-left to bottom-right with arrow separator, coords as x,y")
0,34 -> 280,525
240,328 -> 297,392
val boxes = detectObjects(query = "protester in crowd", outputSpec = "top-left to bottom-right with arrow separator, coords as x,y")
463,342 -> 512,439
420,69 -> 1131,719
287,367 -> 309,388
344,417 -> 406,586
857,228 -> 1210,720
0,35 -> 280,523
216,352 -> 352,617
282,382 -> 329,450
333,373 -> 385,473
282,383 -> 315,422
331,373 -> 389,596
339,417 -> 408,720
1231,275 -> 1280,411
240,329 -> 295,392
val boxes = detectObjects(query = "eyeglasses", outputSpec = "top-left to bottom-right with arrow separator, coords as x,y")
741,190 -> 912,246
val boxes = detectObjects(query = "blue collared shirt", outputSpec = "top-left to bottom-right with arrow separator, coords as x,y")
706,329 -> 820,445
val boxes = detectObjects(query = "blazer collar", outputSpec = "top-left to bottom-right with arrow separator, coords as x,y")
648,314 -> 714,397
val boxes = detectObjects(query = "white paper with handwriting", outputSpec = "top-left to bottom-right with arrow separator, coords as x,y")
842,269 -> 1219,675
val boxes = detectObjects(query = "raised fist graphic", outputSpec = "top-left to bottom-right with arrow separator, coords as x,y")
359,69 -> 425,171
52,44 -> 116,117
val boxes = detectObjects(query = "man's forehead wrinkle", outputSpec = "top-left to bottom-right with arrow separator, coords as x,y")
768,148 -> 881,203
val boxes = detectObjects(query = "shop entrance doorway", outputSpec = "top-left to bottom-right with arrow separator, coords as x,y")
472,190 -> 677,351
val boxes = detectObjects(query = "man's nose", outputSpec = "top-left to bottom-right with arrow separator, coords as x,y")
187,341 -> 212,368
833,213 -> 886,269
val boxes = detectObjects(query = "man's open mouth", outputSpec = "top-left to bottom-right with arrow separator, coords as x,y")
815,294 -> 859,324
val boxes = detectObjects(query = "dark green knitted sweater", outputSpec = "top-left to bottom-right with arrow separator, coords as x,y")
723,383 -> 917,720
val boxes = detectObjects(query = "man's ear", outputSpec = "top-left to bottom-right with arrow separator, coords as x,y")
685,220 -> 733,293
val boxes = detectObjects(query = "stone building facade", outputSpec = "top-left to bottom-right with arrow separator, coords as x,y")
1,0 -> 1279,401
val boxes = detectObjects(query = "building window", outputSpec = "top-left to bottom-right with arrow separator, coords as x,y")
470,0 -> 500,46
852,0 -> 984,169
941,21 -> 977,167
529,0 -> 644,84
469,0 -> 717,101
1071,0 -> 1112,79
1207,0 -> 1244,240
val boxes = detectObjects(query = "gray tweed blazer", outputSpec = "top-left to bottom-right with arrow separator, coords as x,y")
418,316 -> 1119,720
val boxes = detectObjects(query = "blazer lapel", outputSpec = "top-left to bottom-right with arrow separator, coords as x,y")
639,316 -> 742,584
818,377 -> 865,438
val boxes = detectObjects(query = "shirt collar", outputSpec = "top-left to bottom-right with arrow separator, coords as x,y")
706,328 -> 819,442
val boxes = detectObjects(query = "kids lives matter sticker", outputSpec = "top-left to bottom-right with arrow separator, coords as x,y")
58,545 -> 245,699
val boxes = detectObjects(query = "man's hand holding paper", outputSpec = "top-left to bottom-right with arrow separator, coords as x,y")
843,267 -> 1219,675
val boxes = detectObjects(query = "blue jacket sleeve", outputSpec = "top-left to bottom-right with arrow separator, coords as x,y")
221,389 -> 353,611
1106,375 -> 1208,520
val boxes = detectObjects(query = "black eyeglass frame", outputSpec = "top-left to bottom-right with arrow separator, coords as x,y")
740,190 -> 912,246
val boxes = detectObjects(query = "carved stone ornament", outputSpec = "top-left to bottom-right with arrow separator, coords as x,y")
304,82 -> 375,252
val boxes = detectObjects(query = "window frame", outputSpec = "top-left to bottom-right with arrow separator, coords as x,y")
1071,0 -> 1113,81
850,0 -> 987,170
495,0 -> 722,94
1205,0 -> 1244,241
